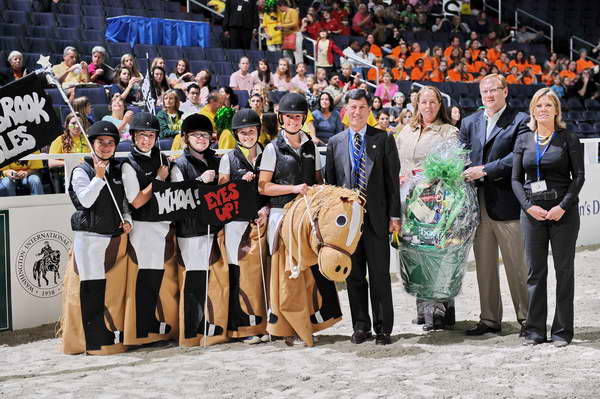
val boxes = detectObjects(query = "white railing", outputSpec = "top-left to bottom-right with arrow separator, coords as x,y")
569,36 -> 600,64
187,0 -> 223,18
482,0 -> 502,24
514,8 -> 554,53
412,82 -> 452,108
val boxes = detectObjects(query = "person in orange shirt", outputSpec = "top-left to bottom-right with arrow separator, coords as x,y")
387,42 -> 409,63
487,43 -> 502,64
410,58 -> 426,81
405,42 -> 425,69
367,57 -> 385,82
505,66 -> 522,84
464,50 -> 486,74
526,55 -> 542,75
429,60 -> 449,82
448,63 -> 473,82
469,40 -> 482,61
447,47 -> 462,67
495,53 -> 510,74
509,51 -> 527,73
444,36 -> 462,61
559,61 -> 578,81
521,68 -> 537,85
366,34 -> 382,58
391,58 -> 410,81
576,49 -> 595,72
544,52 -> 559,72
427,46 -> 443,73
476,67 -> 489,81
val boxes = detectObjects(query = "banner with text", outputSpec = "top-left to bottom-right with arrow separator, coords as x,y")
150,180 -> 258,224
0,73 -> 62,168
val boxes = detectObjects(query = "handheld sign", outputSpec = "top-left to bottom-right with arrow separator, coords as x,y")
0,73 -> 62,168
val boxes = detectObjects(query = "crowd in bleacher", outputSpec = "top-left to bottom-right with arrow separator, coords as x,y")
0,0 -> 599,197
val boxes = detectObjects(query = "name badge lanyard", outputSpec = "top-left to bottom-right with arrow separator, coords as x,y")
535,132 -> 554,181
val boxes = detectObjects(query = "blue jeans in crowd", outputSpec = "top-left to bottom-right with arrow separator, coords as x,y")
0,174 -> 44,196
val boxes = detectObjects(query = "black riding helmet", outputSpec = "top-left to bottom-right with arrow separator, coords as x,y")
231,108 -> 261,148
181,113 -> 213,135
130,112 -> 160,134
87,121 -> 120,160
277,92 -> 308,133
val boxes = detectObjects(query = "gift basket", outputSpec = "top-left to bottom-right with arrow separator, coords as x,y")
395,139 -> 479,301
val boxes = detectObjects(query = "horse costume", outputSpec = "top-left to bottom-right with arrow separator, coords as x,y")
268,185 -> 364,346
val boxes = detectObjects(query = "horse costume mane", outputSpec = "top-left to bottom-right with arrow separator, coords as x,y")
280,185 -> 364,282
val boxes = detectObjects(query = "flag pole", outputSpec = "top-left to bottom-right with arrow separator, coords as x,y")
37,63 -> 125,224
203,224 -> 211,349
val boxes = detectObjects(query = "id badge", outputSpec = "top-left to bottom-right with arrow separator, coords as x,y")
531,180 -> 547,193
237,5 -> 242,11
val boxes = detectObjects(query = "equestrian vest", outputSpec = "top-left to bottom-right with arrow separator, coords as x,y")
124,147 -> 167,222
228,145 -> 267,215
270,131 -> 316,209
69,157 -> 126,236
174,148 -> 221,237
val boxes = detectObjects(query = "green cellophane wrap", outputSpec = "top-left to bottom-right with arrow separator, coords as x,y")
397,140 -> 479,301
215,106 -> 234,133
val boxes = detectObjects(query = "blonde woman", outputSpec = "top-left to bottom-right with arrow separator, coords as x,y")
396,86 -> 459,331
393,108 -> 413,137
102,94 -> 135,140
156,90 -> 183,138
511,88 -> 585,347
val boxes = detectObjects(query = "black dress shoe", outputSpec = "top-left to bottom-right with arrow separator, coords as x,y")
375,333 -> 391,345
522,337 -> 545,346
351,330 -> 373,344
465,322 -> 501,336
519,325 -> 527,337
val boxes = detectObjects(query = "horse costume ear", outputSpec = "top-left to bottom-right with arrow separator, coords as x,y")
340,196 -> 350,202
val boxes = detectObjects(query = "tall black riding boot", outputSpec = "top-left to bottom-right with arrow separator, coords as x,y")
80,279 -> 121,351
227,264 -> 262,331
135,269 -> 171,338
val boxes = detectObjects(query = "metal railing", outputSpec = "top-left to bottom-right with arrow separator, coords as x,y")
187,0 -> 223,18
411,82 -> 452,108
569,36 -> 600,65
514,8 -> 554,53
482,0 -> 502,24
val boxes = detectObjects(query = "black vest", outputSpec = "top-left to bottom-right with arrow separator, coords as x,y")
174,148 -> 221,237
68,158 -> 126,236
228,144 -> 267,213
269,131 -> 316,208
124,147 -> 167,222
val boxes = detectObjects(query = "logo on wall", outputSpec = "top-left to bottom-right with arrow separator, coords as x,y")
15,230 -> 71,298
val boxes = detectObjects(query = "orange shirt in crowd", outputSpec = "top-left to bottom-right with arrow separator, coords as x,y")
391,68 -> 409,81
471,49 -> 481,60
506,74 -> 520,84
527,63 -> 542,75
509,60 -> 527,73
369,44 -> 382,58
447,69 -> 473,82
466,60 -> 487,74
495,60 -> 509,73
576,58 -> 595,72
541,74 -> 554,86
405,51 -> 425,69
487,48 -> 500,63
389,46 -> 408,61
367,67 -> 384,82
410,67 -> 426,81
427,57 -> 441,73
522,76 -> 534,85
559,70 -> 577,80
429,69 -> 446,82
444,46 -> 460,60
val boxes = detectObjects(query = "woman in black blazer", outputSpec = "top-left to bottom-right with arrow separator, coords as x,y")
512,88 -> 585,347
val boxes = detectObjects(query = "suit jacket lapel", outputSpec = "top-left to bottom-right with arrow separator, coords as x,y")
485,107 -> 514,145
363,128 -> 376,184
339,129 -> 352,187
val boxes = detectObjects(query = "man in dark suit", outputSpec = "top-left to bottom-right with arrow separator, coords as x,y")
222,0 -> 259,49
459,74 -> 529,336
325,89 -> 401,345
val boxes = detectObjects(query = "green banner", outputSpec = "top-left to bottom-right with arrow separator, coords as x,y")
0,210 -> 10,331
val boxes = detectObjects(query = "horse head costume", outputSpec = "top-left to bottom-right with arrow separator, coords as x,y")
268,185 -> 364,346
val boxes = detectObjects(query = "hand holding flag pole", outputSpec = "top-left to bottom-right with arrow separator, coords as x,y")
37,55 -> 125,224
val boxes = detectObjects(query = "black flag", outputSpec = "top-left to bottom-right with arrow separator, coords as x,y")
0,73 -> 62,168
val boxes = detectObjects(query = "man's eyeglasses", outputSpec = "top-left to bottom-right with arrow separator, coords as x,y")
481,87 -> 504,96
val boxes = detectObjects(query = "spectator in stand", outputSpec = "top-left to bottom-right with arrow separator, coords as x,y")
73,96 -> 95,125
464,50 -> 485,74
179,84 -> 203,115
150,56 -> 166,71
0,51 -> 27,85
367,34 -> 383,58
430,60 -> 449,82
510,51 -> 527,73
575,69 -> 598,99
200,91 -> 224,132
405,42 -> 425,69
559,61 -> 578,81
367,57 -> 385,82
447,47 -> 463,67
229,57 -> 259,91
312,91 -> 344,145
449,105 -> 462,128
194,70 -> 212,105
121,53 -> 143,79
342,40 -> 364,71
372,95 -> 383,117
88,46 -> 109,86
448,62 -> 473,82
399,4 -> 417,26
477,67 -> 490,81
388,42 -> 410,64
410,58 -> 426,81
353,3 -> 374,36
550,75 -> 566,98
291,62 -> 309,92
576,49 -> 595,73
222,0 -> 258,49
168,59 -> 194,90
449,15 -> 470,33
320,8 -> 343,35
315,67 -> 329,91
527,55 -> 542,76
277,0 -> 303,65
428,46 -> 444,72
263,8 -> 283,51
495,53 -> 511,74
544,52 -> 559,72
48,112 -> 91,193
52,46 -> 89,89
514,25 -> 542,44
375,109 -> 392,133
259,112 -> 279,144
444,36 -> 462,61
357,42 -> 377,69
220,86 -> 239,108
324,72 -> 348,106
412,12 -> 430,32
394,108 -> 413,135
110,67 -> 142,104
469,40 -> 483,61
339,63 -> 355,85
406,88 -> 419,113
506,66 -> 523,84
315,29 -> 344,76
249,94 -> 265,118
372,6 -> 394,43
392,58 -> 410,81
102,94 -> 134,141
471,11 -> 491,35
271,58 -> 294,91
156,90 -> 183,138
305,74 -> 320,109
375,69 -> 399,106
250,59 -> 272,89
150,66 -> 169,107
0,156 -> 44,196
389,92 -> 406,120
331,0 -> 348,22
301,12 -> 321,40
522,68 -> 538,85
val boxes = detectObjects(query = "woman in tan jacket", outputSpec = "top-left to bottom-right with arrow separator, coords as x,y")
277,0 -> 303,64
396,86 -> 459,331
